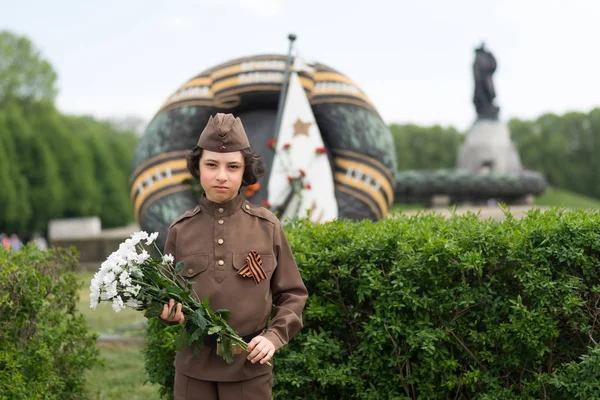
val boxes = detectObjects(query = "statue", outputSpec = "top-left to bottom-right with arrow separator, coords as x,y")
473,42 -> 499,120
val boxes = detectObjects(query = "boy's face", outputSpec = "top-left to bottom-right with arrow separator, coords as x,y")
199,150 -> 245,203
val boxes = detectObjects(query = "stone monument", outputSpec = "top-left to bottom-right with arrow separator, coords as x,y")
457,43 -> 522,174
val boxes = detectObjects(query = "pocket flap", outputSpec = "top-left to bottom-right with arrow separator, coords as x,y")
179,254 -> 209,278
232,252 -> 274,272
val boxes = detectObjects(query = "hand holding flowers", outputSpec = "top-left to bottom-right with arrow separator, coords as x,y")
89,231 -> 271,366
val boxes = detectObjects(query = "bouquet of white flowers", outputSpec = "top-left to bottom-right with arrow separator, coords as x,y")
89,231 -> 267,365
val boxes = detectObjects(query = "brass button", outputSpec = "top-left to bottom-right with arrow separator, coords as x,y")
218,219 -> 224,224
218,260 -> 224,266
187,268 -> 194,274
218,208 -> 224,213
245,204 -> 250,210
217,239 -> 224,245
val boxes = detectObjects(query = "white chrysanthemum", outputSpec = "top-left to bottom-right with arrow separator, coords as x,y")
111,253 -> 127,268
103,271 -> 116,286
112,295 -> 125,312
136,250 -> 150,264
105,280 -> 118,299
130,231 -> 148,246
125,298 -> 141,309
162,254 -> 174,265
118,242 -> 136,258
92,270 -> 106,285
89,278 -> 101,309
146,232 -> 159,245
111,264 -> 123,275
125,284 -> 141,296
119,270 -> 132,287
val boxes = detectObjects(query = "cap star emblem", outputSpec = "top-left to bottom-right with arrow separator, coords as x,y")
293,118 -> 311,136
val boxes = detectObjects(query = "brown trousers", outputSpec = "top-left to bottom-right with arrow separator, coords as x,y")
174,369 -> 273,400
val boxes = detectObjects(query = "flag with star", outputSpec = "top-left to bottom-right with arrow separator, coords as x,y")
267,58 -> 338,222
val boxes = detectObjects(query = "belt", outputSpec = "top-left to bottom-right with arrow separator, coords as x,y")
204,327 -> 265,349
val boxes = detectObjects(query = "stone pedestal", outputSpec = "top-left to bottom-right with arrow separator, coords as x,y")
457,119 -> 522,173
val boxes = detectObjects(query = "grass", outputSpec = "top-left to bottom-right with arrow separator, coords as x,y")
389,187 -> 600,215
75,273 -> 162,399
85,344 -> 162,400
534,187 -> 600,209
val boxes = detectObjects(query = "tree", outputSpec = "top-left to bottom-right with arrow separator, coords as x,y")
4,101 -> 63,232
0,30 -> 57,104
389,123 -> 463,171
0,105 -> 31,232
29,103 -> 100,218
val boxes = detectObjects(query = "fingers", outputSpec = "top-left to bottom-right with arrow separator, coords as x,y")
247,336 -> 275,364
260,348 -> 275,364
159,299 -> 184,323
175,302 -> 185,324
246,336 -> 261,353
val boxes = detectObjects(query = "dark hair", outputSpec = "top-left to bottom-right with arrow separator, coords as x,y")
186,146 -> 266,186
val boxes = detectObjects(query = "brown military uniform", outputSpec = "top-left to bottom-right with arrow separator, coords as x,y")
165,193 -> 308,382
163,113 -> 308,398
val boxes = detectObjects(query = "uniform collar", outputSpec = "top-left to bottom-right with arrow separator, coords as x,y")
200,193 -> 245,217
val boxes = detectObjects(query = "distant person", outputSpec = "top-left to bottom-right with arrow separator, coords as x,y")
0,234 -> 10,251
9,234 -> 22,251
32,232 -> 48,250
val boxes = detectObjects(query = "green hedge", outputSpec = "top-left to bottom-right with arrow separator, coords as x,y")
145,207 -> 600,399
0,246 -> 99,399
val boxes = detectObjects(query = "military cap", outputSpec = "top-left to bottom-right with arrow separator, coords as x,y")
197,113 -> 250,152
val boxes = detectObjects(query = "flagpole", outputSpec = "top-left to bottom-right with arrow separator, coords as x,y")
273,33 -> 296,138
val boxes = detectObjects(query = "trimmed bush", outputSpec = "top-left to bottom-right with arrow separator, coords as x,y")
144,207 -> 600,399
143,318 -> 182,400
0,245 -> 99,399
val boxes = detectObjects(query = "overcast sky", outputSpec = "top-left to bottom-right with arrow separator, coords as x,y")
2,0 -> 599,131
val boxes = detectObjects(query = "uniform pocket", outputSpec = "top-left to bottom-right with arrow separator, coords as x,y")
232,252 -> 275,273
178,254 -> 209,278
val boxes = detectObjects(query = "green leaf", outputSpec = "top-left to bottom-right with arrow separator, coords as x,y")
174,329 -> 191,352
191,309 -> 208,331
175,261 -> 185,274
144,302 -> 164,319
214,308 -> 231,320
190,327 -> 205,343
208,326 -> 223,335
218,334 -> 234,364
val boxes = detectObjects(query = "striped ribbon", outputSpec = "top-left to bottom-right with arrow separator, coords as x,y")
237,250 -> 267,285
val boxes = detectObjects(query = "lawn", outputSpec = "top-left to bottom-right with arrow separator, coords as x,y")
86,345 -> 162,400
389,187 -> 600,215
534,187 -> 600,208
75,272 -> 163,399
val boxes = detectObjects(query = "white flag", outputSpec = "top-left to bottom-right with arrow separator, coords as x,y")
267,59 -> 338,223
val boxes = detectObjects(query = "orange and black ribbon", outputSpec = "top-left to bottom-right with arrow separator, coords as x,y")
237,250 -> 267,285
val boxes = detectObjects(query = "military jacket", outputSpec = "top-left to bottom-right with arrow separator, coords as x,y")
164,193 -> 308,382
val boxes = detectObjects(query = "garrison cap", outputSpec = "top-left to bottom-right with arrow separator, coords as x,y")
197,113 -> 250,152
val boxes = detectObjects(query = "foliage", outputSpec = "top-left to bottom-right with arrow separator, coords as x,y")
143,319 -> 182,400
274,208 -> 600,399
510,109 -> 600,200
0,245 -> 100,399
142,208 -> 600,399
0,31 -> 138,235
390,123 -> 463,171
0,30 -> 57,103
